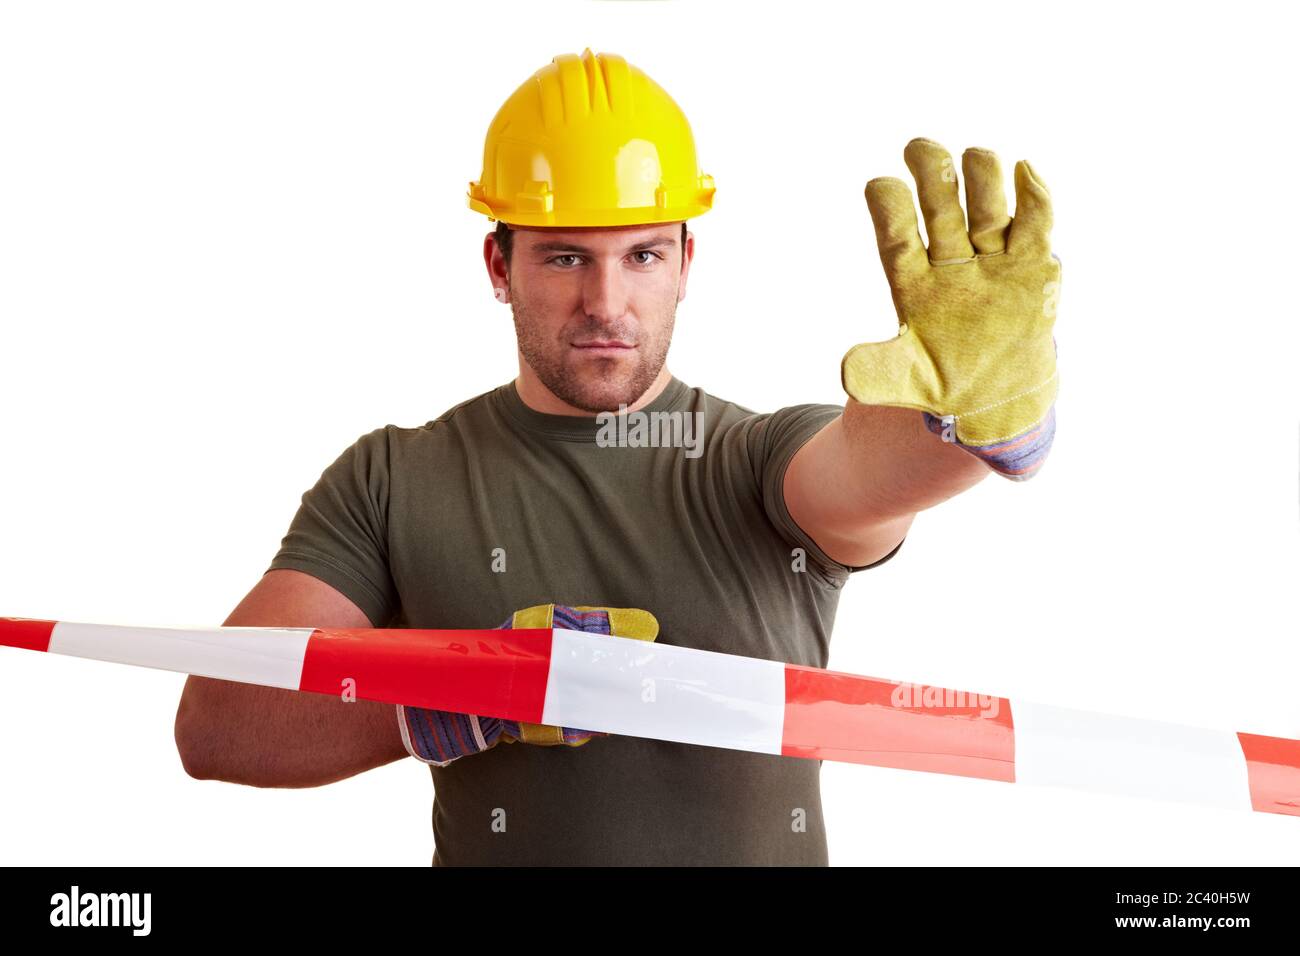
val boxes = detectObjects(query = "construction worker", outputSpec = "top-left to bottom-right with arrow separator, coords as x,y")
175,48 -> 1059,865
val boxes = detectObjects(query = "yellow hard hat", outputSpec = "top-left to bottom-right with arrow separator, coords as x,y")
467,48 -> 715,228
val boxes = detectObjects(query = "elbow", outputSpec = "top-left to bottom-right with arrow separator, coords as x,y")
174,708 -> 217,781
176,740 -> 208,781
173,702 -> 313,789
174,720 -> 262,786
174,682 -> 237,783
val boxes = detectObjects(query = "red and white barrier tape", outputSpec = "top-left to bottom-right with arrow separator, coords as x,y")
3,615 -> 1297,817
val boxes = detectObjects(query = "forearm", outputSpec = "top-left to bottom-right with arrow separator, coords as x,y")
838,399 -> 990,519
175,675 -> 408,788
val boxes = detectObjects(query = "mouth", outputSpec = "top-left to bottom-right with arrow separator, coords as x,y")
571,341 -> 636,357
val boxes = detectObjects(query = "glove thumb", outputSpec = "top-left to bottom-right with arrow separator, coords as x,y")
841,325 -> 937,411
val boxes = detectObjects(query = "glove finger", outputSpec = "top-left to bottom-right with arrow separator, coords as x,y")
569,605 -> 658,641
513,721 -> 607,745
546,732 -> 608,750
903,137 -> 976,263
502,604 -> 553,629
864,176 -> 928,280
961,147 -> 1011,255
841,330 -> 936,409
1007,159 -> 1054,259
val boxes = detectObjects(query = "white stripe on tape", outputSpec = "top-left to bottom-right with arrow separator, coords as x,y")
543,628 -> 787,753
1013,701 -> 1255,812
48,622 -> 316,689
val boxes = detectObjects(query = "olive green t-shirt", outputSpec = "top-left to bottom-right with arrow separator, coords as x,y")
266,375 -> 903,865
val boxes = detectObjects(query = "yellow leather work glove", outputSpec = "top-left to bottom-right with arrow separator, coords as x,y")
397,603 -> 659,766
841,137 -> 1060,480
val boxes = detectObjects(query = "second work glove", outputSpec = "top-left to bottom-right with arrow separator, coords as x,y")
841,137 -> 1061,480
396,603 -> 659,766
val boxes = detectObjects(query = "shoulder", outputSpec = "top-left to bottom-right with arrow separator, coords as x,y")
693,385 -> 841,452
381,386 -> 502,443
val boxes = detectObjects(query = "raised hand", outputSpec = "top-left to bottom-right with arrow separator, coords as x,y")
841,137 -> 1061,480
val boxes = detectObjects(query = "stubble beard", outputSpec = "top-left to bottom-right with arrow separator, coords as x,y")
512,297 -> 676,414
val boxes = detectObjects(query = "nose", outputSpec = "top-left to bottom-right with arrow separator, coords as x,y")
582,258 -> 630,322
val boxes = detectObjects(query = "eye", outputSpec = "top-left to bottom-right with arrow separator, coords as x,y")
550,254 -> 582,268
631,251 -> 662,265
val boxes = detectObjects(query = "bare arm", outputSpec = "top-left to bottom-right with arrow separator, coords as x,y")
784,400 -> 989,567
174,569 -> 410,788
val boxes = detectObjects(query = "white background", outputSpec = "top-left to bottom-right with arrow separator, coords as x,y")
2,0 -> 1297,866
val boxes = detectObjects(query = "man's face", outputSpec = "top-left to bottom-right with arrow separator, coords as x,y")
499,222 -> 691,413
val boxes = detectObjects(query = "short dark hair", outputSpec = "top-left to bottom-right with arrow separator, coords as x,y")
494,220 -> 688,272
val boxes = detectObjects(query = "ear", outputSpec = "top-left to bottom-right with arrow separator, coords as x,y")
483,232 -> 510,302
676,229 -> 694,302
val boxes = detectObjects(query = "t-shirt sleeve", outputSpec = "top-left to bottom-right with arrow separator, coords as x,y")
265,426 -> 400,627
744,403 -> 906,587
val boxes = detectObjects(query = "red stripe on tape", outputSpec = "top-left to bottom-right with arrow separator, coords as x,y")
782,664 -> 1016,782
1237,731 -> 1300,817
0,617 -> 56,653
298,626 -> 554,722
